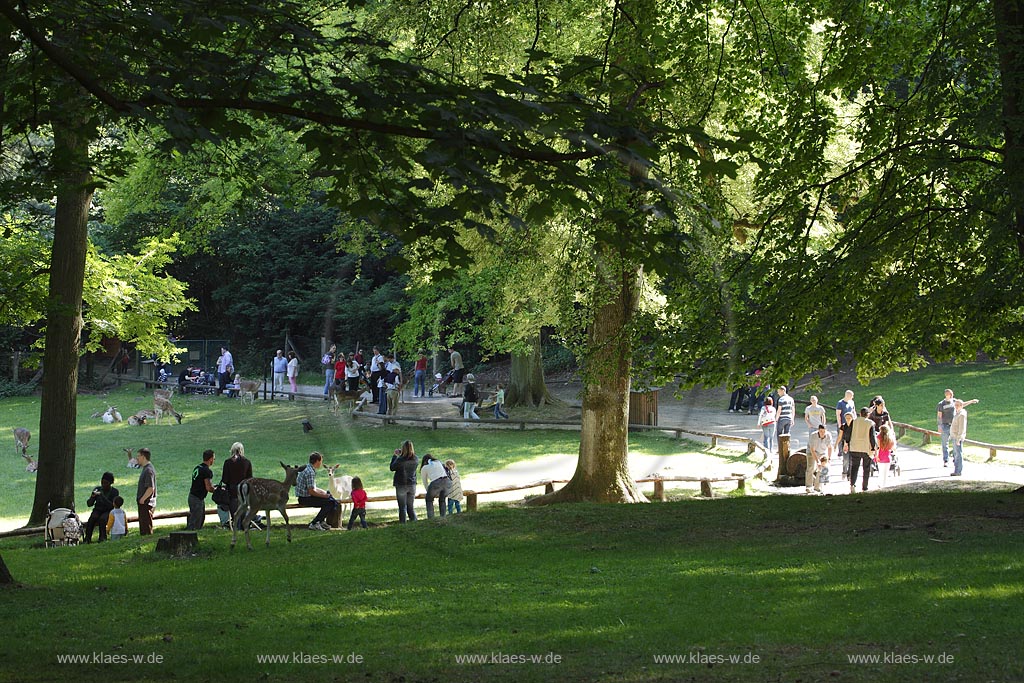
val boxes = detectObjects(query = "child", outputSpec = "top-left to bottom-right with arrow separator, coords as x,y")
493,384 -> 509,419
106,496 -> 127,540
346,477 -> 368,530
876,423 -> 895,488
445,460 -> 464,514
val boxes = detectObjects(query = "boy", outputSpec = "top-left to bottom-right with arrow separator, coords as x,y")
493,384 -> 509,419
106,496 -> 127,540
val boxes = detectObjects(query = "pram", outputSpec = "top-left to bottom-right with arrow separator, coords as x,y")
428,370 -> 456,397
45,505 -> 83,547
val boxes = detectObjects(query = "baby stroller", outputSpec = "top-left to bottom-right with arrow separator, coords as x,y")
45,505 -> 83,547
428,370 -> 456,397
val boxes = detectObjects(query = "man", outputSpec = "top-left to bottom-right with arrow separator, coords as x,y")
272,349 -> 288,395
804,395 -> 827,440
186,450 -> 216,530
775,385 -> 795,439
295,452 -> 338,531
937,390 -> 979,468
806,424 -> 833,495
835,390 -> 855,434
216,346 -> 233,396
448,347 -> 465,397
950,399 -> 970,477
84,472 -> 118,542
136,448 -> 157,535
221,441 -> 253,529
369,346 -> 385,404
844,408 -> 877,494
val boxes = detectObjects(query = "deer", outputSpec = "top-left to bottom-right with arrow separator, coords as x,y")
153,395 -> 182,424
153,388 -> 174,402
13,427 -> 37,472
325,464 -> 353,518
231,461 -> 303,550
236,377 -> 262,405
124,447 -> 140,468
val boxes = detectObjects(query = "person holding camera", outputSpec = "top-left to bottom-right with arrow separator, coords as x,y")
84,472 -> 119,543
390,440 -> 418,523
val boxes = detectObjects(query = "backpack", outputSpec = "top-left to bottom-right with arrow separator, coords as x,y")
212,483 -> 231,507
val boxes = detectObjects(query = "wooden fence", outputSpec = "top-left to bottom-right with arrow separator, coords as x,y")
894,421 -> 1024,462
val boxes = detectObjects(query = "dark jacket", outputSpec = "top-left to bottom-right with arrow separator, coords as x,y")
390,455 -> 417,487
463,383 -> 478,403
222,456 -> 253,496
87,485 -> 119,516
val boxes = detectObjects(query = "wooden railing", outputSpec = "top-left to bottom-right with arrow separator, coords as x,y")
894,421 -> 1024,462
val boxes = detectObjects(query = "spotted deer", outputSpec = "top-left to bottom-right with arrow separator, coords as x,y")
124,447 -> 141,468
231,462 -> 303,550
13,427 -> 36,471
153,395 -> 182,424
236,378 -> 262,405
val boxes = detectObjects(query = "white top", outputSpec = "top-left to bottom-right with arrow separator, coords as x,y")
287,358 -> 299,378
422,459 -> 448,487
109,508 -> 127,535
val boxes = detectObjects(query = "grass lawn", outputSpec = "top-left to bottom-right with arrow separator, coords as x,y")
1,487 -> 1022,682
0,383 -> 739,529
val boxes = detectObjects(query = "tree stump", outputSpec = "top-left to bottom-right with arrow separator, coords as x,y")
700,479 -> 713,497
776,434 -> 791,481
155,531 -> 198,555
326,506 -> 342,529
653,479 -> 666,502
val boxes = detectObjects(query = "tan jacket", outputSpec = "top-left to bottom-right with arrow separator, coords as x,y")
951,410 -> 968,442
848,416 -> 877,453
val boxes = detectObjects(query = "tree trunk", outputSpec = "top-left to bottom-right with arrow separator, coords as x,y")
0,553 -> 14,585
28,112 -> 94,526
993,0 -> 1024,257
505,335 -> 559,407
531,256 -> 647,504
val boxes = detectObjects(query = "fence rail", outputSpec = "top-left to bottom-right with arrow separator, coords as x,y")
894,422 -> 1024,462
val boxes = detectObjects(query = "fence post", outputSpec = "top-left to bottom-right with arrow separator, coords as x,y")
700,479 -> 713,497
466,492 -> 478,512
922,432 -> 931,445
653,479 -> 665,502
988,447 -> 997,462
545,482 -> 554,494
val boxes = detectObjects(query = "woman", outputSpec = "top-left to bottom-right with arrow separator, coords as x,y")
867,396 -> 894,435
757,397 -> 776,453
420,453 -> 449,519
462,373 -> 480,420
345,354 -> 362,392
321,344 -> 336,397
838,411 -> 855,478
286,351 -> 299,400
413,350 -> 428,398
389,440 -> 418,523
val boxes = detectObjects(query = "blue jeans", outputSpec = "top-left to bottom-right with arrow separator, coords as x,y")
940,423 -> 952,464
395,485 -> 416,522
447,499 -> 462,514
346,508 -> 367,529
952,439 -> 964,475
324,368 -> 333,395
378,394 -> 388,415
761,424 -> 775,452
494,403 -> 508,419
414,370 -> 426,397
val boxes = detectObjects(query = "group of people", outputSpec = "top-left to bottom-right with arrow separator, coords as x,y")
754,385 -> 979,495
82,448 -> 153,542
389,440 -> 464,521
320,344 -> 404,413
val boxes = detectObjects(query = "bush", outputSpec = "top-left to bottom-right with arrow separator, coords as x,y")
542,343 -> 577,375
0,378 -> 37,398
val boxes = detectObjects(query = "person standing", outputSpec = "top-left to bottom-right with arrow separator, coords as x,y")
448,347 -> 465,397
835,390 -> 856,438
272,349 -> 288,395
186,450 -> 216,530
106,497 -> 127,540
321,344 -> 336,397
937,390 -> 979,468
84,472 -> 118,542
345,354 -> 362,391
287,351 -> 299,400
390,440 -> 418,523
445,460 -> 464,514
221,442 -> 253,530
838,411 -> 855,478
844,408 -> 877,494
369,347 -> 385,404
462,374 -> 480,420
866,396 -> 894,436
757,397 -> 777,453
804,395 -> 827,442
413,350 -> 428,398
493,384 -> 509,419
806,424 -> 833,495
216,346 -> 234,396
295,452 -> 338,531
136,448 -> 157,535
421,454 -> 449,519
950,399 -> 971,477
770,387 -> 794,450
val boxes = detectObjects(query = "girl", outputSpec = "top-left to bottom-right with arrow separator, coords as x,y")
346,477 -> 368,529
757,397 -> 777,453
876,423 -> 895,488
322,344 -> 336,397
445,460 -> 463,514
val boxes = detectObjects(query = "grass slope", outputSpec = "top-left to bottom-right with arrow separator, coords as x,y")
1,488 -> 1022,682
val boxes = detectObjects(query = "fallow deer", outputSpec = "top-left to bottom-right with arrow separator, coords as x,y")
231,462 -> 303,550
124,447 -> 140,468
325,464 -> 353,518
153,395 -> 182,424
13,427 -> 36,471
236,378 -> 262,405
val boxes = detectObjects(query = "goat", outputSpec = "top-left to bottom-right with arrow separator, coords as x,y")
100,406 -> 122,424
127,411 -> 151,426
14,427 -> 36,471
153,395 -> 182,424
325,464 -> 353,518
124,447 -> 140,468
231,461 -> 303,550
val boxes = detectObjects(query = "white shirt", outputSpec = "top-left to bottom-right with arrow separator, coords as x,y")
287,358 -> 299,378
217,351 -> 233,374
370,354 -> 384,372
422,459 -> 448,487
